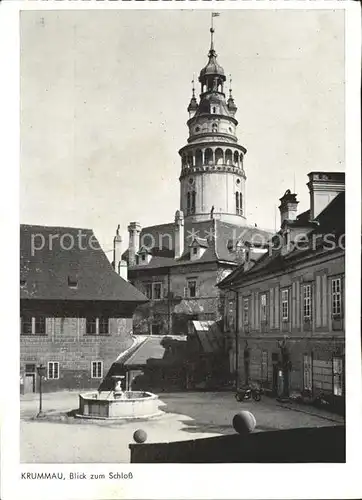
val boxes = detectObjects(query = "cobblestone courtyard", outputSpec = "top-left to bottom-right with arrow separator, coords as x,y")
21,391 -> 344,463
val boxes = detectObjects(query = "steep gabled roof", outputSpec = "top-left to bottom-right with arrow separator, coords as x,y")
20,224 -> 148,302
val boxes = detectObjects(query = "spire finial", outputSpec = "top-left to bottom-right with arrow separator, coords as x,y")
192,74 -> 195,98
210,13 -> 220,54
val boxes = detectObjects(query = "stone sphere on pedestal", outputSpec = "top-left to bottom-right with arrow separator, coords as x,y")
232,411 -> 256,435
133,429 -> 147,444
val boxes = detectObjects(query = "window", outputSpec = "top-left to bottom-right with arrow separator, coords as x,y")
34,316 -> 46,335
86,317 -> 97,335
260,293 -> 267,323
86,317 -> 109,336
192,247 -> 198,255
281,289 -> 289,321
153,283 -> 162,300
332,278 -> 342,316
235,192 -> 242,215
187,190 -> 196,215
303,284 -> 312,321
21,315 -> 33,335
141,254 -> 146,262
187,279 -> 197,298
332,357 -> 343,396
303,354 -> 312,392
48,362 -> 59,380
145,283 -> 152,299
91,361 -> 103,379
261,350 -> 268,382
20,315 -> 46,336
98,317 -> 109,336
68,276 -> 78,288
191,191 -> 196,214
243,298 -> 249,325
144,282 -> 163,300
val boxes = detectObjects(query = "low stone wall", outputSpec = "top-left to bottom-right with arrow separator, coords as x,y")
79,392 -> 160,419
129,425 -> 345,463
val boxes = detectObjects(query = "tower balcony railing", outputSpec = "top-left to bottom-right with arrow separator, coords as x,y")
180,162 -> 245,178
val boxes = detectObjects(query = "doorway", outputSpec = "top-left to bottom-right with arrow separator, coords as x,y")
24,364 -> 36,393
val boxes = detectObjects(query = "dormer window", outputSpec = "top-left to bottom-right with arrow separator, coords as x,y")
68,276 -> 78,289
137,246 -> 152,265
192,247 -> 198,255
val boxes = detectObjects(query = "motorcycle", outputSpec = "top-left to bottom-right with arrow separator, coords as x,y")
235,385 -> 262,402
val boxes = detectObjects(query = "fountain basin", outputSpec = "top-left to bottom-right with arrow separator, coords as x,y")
78,391 -> 161,420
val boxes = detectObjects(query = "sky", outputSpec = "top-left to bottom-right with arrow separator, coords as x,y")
20,9 -> 345,255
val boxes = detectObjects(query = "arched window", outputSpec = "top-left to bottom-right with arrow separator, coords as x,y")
195,149 -> 203,167
212,107 -> 217,114
215,148 -> 224,165
212,123 -> 218,133
204,148 -> 213,165
225,149 -> 232,165
234,151 -> 239,165
236,192 -> 243,215
187,153 -> 193,167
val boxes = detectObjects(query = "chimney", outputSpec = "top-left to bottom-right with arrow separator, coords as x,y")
128,221 -> 141,267
278,190 -> 299,226
307,172 -> 345,220
174,210 -> 184,259
113,225 -> 128,280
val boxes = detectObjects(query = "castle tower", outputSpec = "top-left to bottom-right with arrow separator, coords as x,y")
178,22 -> 247,224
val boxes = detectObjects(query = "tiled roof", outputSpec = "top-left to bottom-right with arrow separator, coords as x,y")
127,218 -> 273,271
20,224 -> 149,302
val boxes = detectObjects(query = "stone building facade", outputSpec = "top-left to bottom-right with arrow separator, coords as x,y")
219,172 -> 345,404
20,224 -> 147,393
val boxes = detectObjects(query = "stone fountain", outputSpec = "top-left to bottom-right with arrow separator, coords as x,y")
77,375 -> 161,420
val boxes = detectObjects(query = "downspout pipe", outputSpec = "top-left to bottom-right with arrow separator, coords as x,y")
225,284 -> 240,391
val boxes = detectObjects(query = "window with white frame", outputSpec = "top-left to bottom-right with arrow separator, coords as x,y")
48,362 -> 59,380
243,298 -> 249,325
20,315 -> 47,336
145,283 -> 152,299
332,357 -> 343,396
91,361 -> 103,379
86,317 -> 109,336
186,279 -> 197,298
153,282 -> 162,300
281,289 -> 289,321
260,293 -> 267,323
303,284 -> 312,321
331,278 -> 342,317
144,282 -> 163,300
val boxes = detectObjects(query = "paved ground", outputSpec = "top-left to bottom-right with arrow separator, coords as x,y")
21,391 -> 344,463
